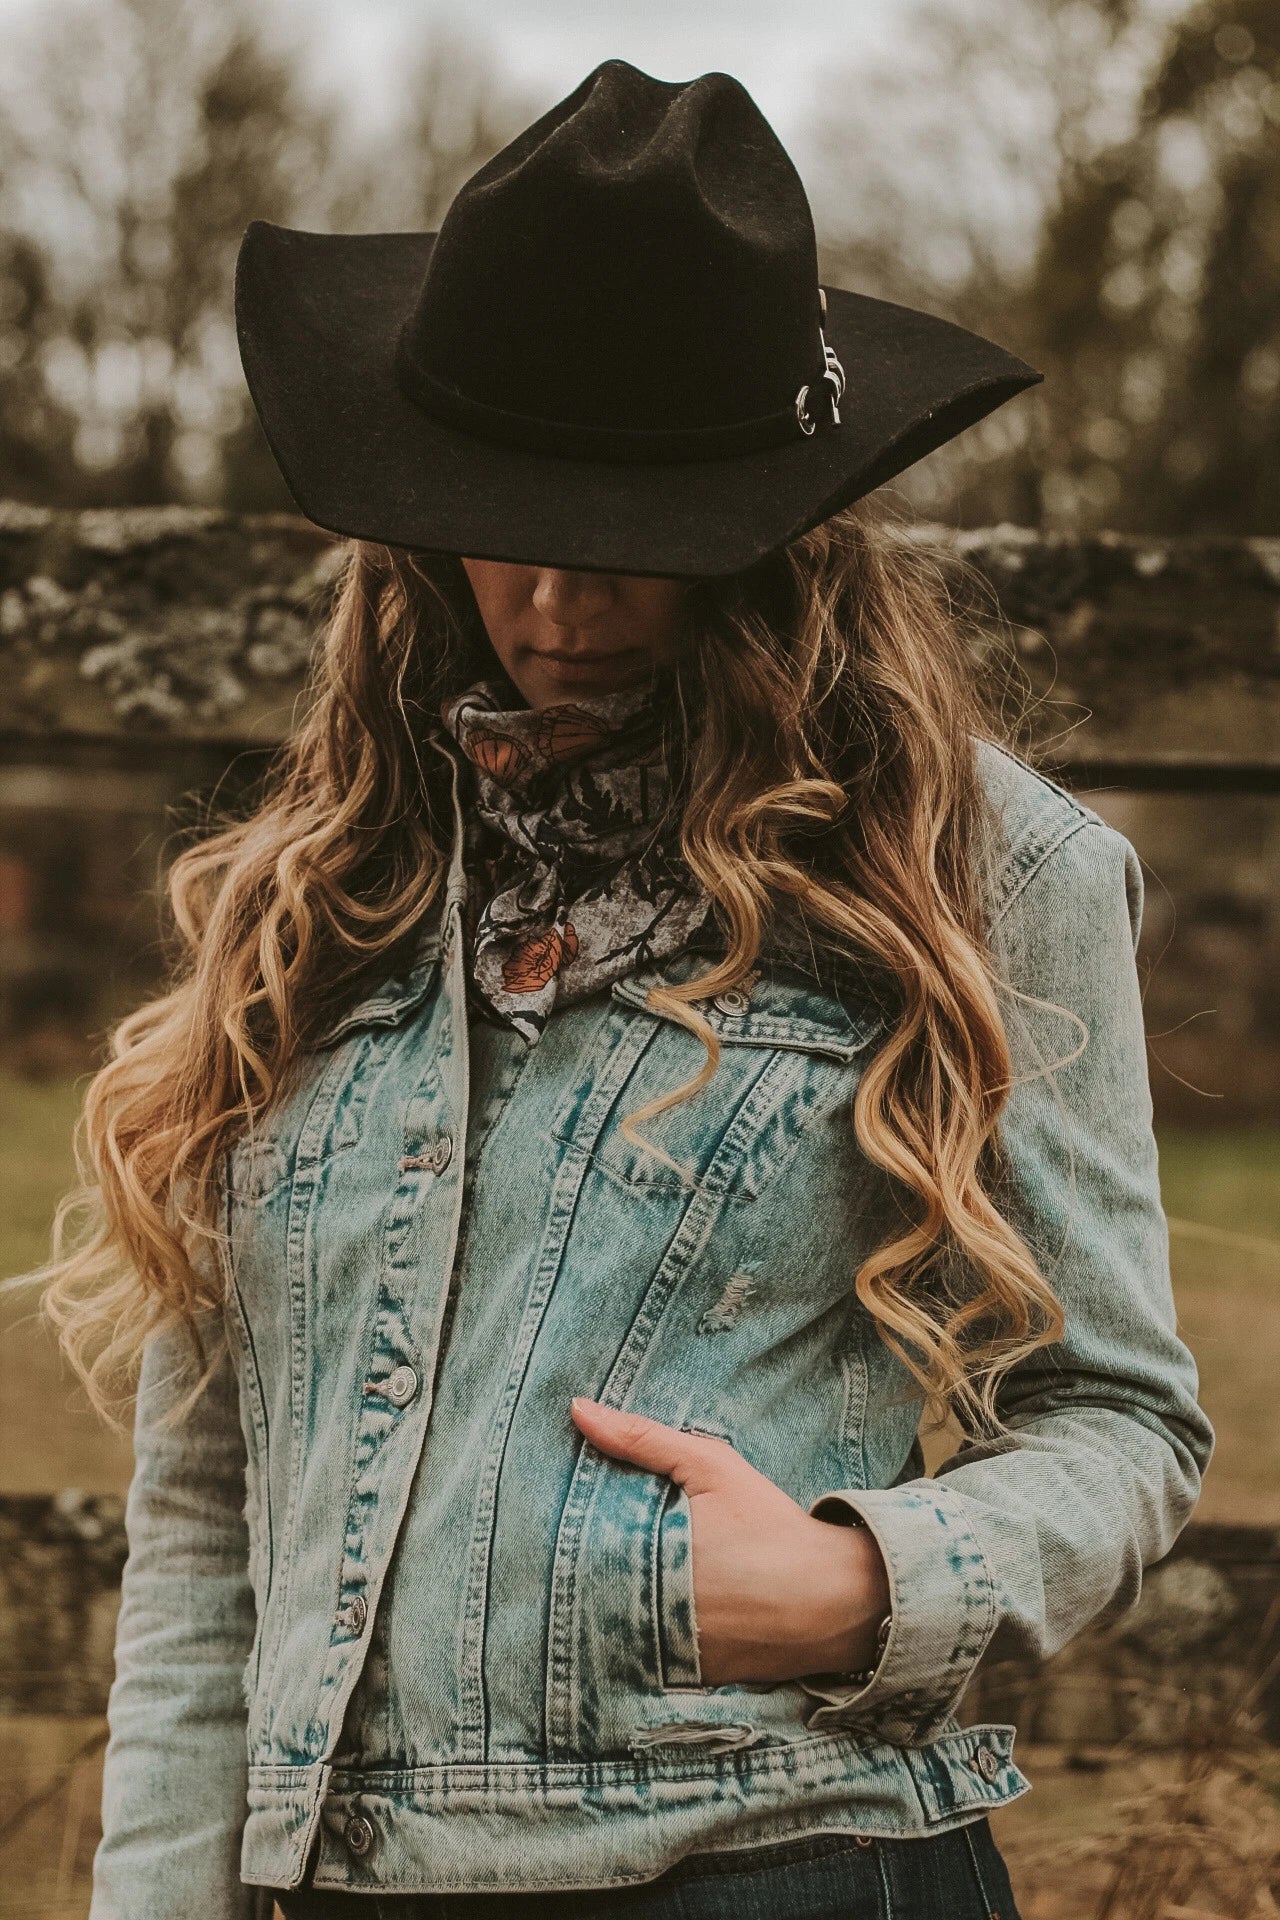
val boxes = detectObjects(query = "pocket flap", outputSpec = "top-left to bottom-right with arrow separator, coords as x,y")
611,961 -> 883,1064
317,942 -> 441,1045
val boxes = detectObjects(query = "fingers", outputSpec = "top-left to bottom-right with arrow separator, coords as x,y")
569,1397 -> 733,1495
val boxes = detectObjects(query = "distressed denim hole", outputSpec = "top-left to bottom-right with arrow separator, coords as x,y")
698,1273 -> 756,1333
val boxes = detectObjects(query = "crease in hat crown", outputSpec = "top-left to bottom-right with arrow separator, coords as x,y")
392,58 -> 840,463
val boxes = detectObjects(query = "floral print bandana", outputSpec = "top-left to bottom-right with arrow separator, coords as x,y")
438,676 -> 713,1042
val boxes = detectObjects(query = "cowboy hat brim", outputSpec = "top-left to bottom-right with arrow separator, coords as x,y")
235,222 -> 1041,579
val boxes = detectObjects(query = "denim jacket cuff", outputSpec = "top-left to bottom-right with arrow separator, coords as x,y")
796,1483 -> 998,1746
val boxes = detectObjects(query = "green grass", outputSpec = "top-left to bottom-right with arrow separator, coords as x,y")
1157,1126 -> 1280,1242
0,1071 -> 132,1493
2,1071 -> 1276,1519
0,1071 -> 86,1281
1155,1128 -> 1280,1525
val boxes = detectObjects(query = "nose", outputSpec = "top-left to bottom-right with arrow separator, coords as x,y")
530,567 -> 615,631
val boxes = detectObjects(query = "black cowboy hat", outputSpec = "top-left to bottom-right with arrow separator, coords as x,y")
235,59 -> 1041,579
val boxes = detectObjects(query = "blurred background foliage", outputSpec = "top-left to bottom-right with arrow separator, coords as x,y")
0,0 -> 1275,1476
813,0 -> 1280,530
1,0 -> 1276,1123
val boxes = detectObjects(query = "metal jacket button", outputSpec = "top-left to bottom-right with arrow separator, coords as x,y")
385,1364 -> 419,1408
344,1812 -> 374,1857
713,989 -> 750,1016
976,1744 -> 1000,1782
346,1594 -> 368,1637
398,1135 -> 453,1176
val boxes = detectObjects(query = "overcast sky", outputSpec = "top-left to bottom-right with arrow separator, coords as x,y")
0,0 -> 1056,273
3,0 -> 1181,159
272,0 -> 907,143
0,0 -> 909,154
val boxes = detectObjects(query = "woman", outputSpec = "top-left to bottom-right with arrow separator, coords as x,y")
47,60 -> 1211,1920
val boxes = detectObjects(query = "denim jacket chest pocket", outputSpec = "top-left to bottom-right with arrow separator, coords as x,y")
223,947 -> 442,1211
551,966 -> 884,1205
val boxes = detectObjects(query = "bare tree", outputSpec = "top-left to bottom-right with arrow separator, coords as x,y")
0,0 -> 339,504
0,2 -> 533,509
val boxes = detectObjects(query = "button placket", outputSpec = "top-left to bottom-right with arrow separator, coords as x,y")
398,1132 -> 453,1175
712,988 -> 750,1016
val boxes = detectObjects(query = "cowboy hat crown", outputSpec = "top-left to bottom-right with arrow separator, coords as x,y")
397,61 -> 837,458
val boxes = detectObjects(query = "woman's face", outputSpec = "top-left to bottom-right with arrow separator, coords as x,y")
460,558 -> 687,709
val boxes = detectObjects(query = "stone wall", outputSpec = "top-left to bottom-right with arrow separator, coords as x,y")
1,504 -> 1278,784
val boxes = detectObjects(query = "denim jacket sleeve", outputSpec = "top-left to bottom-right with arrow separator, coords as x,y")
91,1307 -> 267,1920
799,815 -> 1215,1747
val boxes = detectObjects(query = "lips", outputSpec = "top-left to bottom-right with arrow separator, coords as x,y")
533,649 -> 643,679
540,648 -> 635,665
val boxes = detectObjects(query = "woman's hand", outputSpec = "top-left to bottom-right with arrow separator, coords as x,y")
570,1397 -> 892,1687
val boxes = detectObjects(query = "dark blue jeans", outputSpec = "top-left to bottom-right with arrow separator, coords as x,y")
273,1819 -> 1022,1918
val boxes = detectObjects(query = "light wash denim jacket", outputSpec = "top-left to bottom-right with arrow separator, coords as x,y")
92,743 -> 1213,1915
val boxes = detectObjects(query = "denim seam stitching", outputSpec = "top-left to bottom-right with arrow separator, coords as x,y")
317,1162 -> 422,1750
876,1837 -> 894,1918
220,1212 -> 274,1707
838,1298 -> 872,1491
464,1138 -> 595,1760
988,816 -> 1092,931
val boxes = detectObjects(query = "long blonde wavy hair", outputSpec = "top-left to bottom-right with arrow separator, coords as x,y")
39,498 -> 1063,1433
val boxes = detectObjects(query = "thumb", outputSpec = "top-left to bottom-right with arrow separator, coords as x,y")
570,1398 -> 731,1496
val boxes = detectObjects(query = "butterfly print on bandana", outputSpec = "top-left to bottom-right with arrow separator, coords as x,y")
530,705 -> 613,766
501,921 -> 579,994
439,677 -> 713,1042
464,727 -> 534,784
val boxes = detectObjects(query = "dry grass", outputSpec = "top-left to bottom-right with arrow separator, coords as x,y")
997,1614 -> 1280,1920
0,1719 -> 108,1920
0,1072 -> 132,1493
999,1745 -> 1280,1919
